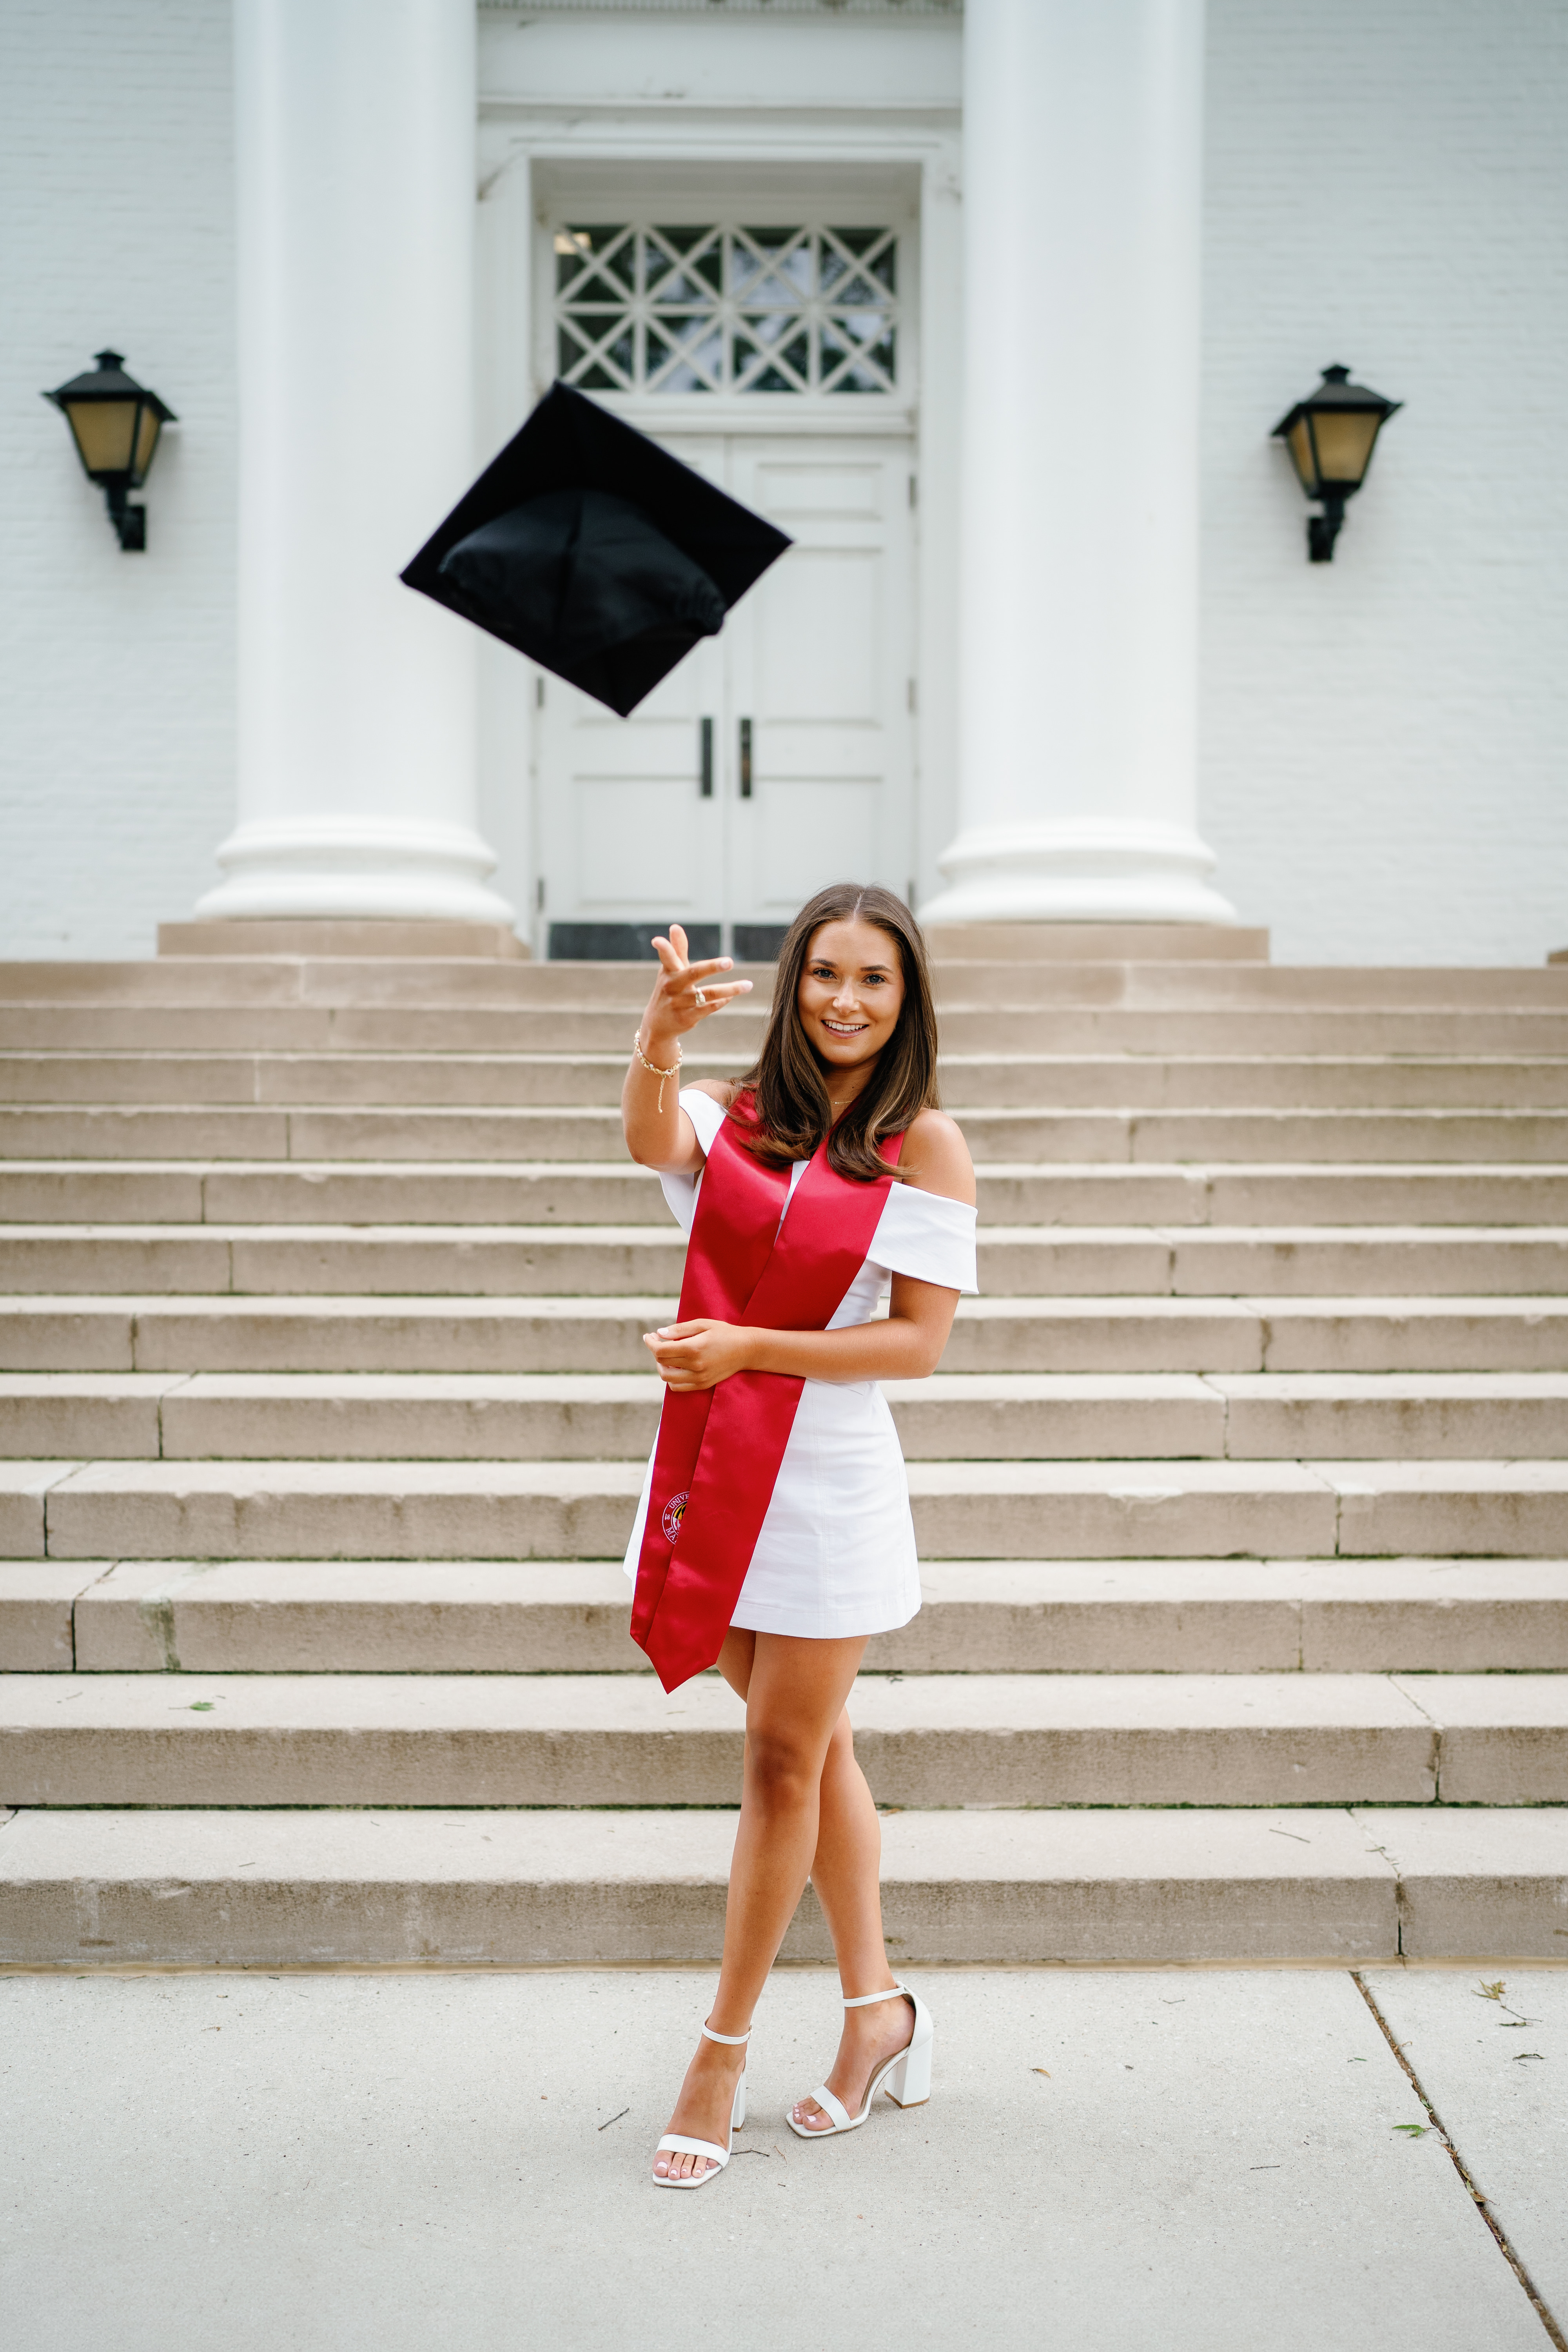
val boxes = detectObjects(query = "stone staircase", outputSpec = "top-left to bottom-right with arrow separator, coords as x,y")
2,918 -> 1566,1967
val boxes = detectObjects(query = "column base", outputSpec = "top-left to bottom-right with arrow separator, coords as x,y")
919,820 -> 1237,928
194,817 -> 514,926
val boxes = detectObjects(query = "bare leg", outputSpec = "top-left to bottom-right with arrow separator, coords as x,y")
787,1713 -> 913,2132
652,1629 -> 867,2182
710,1644 -> 912,2139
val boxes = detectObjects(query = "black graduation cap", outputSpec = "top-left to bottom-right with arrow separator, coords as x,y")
400,381 -> 792,716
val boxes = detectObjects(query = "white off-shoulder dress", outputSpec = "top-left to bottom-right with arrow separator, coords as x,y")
622,1087 -> 979,1640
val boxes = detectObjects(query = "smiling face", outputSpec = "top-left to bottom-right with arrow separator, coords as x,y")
795,916 -> 906,1101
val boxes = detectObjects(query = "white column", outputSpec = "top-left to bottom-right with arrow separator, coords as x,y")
198,0 -> 512,924
920,0 -> 1234,927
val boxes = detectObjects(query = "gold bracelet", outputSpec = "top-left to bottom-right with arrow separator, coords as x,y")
632,1030 -> 682,1112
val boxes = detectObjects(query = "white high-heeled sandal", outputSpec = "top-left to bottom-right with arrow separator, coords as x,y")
787,1982 -> 934,2139
652,2021 -> 750,2190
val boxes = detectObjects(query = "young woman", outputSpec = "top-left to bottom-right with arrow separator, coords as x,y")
620,881 -> 977,2189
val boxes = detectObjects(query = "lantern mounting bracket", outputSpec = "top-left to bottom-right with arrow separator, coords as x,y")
1307,496 -> 1346,565
103,483 -> 147,553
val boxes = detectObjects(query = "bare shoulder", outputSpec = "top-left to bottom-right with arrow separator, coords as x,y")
687,1078 -> 740,1107
900,1106 -> 975,1205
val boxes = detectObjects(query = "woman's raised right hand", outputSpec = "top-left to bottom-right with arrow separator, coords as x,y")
639,923 -> 753,1046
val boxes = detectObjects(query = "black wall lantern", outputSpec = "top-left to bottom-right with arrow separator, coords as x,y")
1272,363 -> 1401,562
43,350 -> 176,551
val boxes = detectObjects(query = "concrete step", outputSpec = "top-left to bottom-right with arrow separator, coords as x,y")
0,1161 -> 666,1226
0,1294 -> 679,1372
978,1167 -> 1568,1226
931,964 -> 1568,1009
0,1003 -> 769,1055
0,957 -> 768,1009
153,918 -> 534,961
943,1056 -> 1568,1112
970,1110 -> 1568,1163
7,1049 -> 1567,1111
8,1455 -> 1566,1561
6,1368 -> 1568,1463
6,1161 -> 1568,1228
0,1223 -> 691,1294
6,1803 -> 1565,1964
5,1292 -> 1568,1373
1109,1226 -> 1568,1296
5,1101 -> 1567,1163
6,1556 -> 1562,1677
3,955 -> 1564,1010
5,1224 -> 1564,1299
5,1002 -> 1566,1058
950,1298 -> 1568,1372
0,1105 -> 635,1161
922,922 -> 1275,962
5,1667 -> 1567,1807
1204,1372 -> 1568,1457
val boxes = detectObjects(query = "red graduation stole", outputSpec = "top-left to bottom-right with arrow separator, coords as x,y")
631,1096 -> 902,1693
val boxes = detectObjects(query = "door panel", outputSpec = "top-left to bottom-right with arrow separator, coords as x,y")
576,778 -> 705,903
726,440 -> 913,928
758,780 -> 881,906
534,432 -> 914,952
754,549 -> 884,726
534,434 -> 727,951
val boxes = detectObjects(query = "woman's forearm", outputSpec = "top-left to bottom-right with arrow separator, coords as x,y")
742,1314 -> 943,1384
646,1275 -> 960,1390
622,1023 -> 686,1167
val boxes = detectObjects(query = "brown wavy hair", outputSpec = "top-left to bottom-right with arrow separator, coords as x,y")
727,882 -> 940,1182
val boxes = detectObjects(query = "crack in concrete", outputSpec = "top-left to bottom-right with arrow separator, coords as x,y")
154,1373 -> 197,1462
38,1461 -> 90,1563
1387,1675 -> 1447,1802
1353,1971 -> 1567,2351
73,1561 -> 122,1671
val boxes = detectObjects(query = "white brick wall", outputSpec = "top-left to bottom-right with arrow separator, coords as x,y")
0,0 -> 234,960
1200,0 -> 1568,964
1,0 -> 1564,964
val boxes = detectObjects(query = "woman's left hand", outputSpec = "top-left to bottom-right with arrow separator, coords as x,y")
643,1318 -> 755,1390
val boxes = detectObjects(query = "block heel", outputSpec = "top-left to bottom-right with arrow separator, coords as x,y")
884,2026 -> 932,2107
787,1982 -> 934,2138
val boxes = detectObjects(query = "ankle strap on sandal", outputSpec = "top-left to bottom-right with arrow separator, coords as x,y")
842,1984 -> 907,2009
701,2021 -> 752,2045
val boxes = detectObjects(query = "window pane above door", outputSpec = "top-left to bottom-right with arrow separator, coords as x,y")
553,224 -> 900,396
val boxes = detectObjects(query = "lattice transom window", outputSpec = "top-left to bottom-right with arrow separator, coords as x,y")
553,224 -> 899,396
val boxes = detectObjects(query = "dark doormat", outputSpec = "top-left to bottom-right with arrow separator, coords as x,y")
547,922 -> 721,962
732,925 -> 788,962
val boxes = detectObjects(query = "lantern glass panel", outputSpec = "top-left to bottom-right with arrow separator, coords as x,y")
1310,409 -> 1382,488
1285,416 -> 1319,496
131,403 -> 162,483
64,398 -> 140,478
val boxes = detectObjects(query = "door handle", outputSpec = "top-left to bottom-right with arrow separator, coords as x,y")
738,717 -> 753,799
699,717 -> 713,799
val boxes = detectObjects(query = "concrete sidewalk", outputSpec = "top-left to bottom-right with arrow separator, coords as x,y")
2,1965 -> 1563,2352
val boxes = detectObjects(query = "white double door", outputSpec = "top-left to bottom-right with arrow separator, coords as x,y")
534,432 -> 916,953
